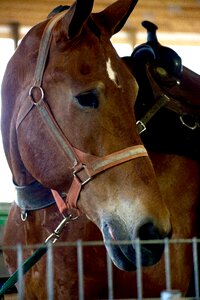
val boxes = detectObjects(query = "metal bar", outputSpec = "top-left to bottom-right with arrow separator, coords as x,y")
192,237 -> 199,299
77,240 -> 84,300
26,237 -> 200,248
3,237 -> 200,299
106,244 -> 113,300
46,243 -> 54,300
17,243 -> 24,300
135,238 -> 143,300
164,238 -> 171,290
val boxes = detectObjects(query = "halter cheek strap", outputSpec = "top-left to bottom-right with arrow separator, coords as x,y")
25,11 -> 148,217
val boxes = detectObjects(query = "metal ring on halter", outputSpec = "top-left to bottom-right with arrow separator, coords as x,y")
21,210 -> 27,221
29,86 -> 44,106
179,115 -> 199,130
62,209 -> 80,220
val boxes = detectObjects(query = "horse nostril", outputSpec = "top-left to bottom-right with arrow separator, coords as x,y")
137,222 -> 172,240
137,222 -> 164,240
136,221 -> 167,266
136,221 -> 172,256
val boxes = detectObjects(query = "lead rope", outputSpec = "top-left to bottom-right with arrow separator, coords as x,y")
0,214 -> 77,297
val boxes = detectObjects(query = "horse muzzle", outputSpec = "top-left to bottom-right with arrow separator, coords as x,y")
101,215 -> 171,271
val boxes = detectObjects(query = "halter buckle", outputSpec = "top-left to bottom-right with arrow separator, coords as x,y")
136,120 -> 146,134
73,164 -> 92,186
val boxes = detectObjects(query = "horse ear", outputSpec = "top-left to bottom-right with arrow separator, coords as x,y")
63,0 -> 94,39
98,0 -> 138,36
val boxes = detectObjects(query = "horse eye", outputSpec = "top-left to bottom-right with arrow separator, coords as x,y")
75,90 -> 99,109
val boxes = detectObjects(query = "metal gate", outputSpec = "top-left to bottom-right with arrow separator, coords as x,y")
1,238 -> 199,300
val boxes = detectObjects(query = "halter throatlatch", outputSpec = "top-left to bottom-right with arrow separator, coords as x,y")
28,11 -> 148,216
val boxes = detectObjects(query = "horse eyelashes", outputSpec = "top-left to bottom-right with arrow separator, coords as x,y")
75,90 -> 99,109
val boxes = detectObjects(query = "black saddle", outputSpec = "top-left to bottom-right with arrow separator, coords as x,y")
123,21 -> 200,161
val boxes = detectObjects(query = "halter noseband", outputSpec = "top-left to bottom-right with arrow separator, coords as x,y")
27,11 -> 148,215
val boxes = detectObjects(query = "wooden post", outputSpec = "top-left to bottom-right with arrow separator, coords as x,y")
10,22 -> 19,49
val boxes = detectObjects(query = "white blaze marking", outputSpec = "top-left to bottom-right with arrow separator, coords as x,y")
106,58 -> 120,87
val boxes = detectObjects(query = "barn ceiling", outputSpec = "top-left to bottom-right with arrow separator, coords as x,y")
0,0 -> 200,45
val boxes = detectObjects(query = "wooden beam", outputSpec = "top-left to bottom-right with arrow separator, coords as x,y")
0,0 -> 199,36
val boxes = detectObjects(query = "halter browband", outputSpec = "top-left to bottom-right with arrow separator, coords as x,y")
28,11 -> 148,215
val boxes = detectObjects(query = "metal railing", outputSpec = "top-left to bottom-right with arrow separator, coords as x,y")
1,238 -> 199,300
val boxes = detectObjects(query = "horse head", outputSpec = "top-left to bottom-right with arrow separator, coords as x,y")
1,0 -> 171,271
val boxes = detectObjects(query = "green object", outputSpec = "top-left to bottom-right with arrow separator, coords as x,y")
0,244 -> 47,297
0,212 -> 8,226
0,203 -> 11,225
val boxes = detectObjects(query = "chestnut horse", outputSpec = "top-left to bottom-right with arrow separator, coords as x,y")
122,21 -> 200,297
1,1 -> 172,299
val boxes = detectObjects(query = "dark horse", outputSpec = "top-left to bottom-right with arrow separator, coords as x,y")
122,21 -> 200,297
1,1 -> 172,299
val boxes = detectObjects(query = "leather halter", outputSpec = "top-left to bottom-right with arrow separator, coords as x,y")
136,64 -> 200,134
27,11 -> 148,216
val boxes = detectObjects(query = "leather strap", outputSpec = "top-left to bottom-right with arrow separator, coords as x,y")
51,145 -> 148,215
34,10 -> 67,87
146,64 -> 200,118
136,63 -> 200,134
33,100 -> 80,165
137,94 -> 170,134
